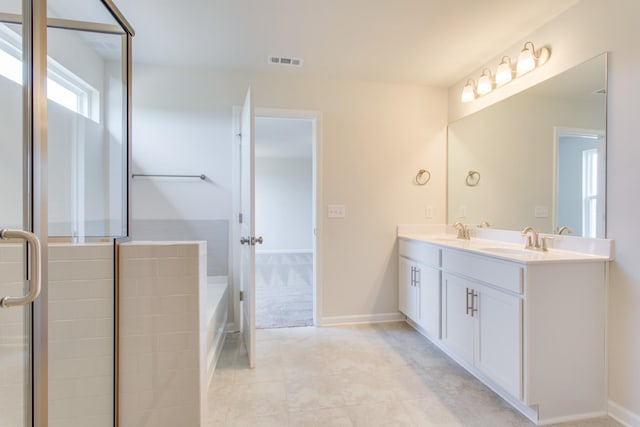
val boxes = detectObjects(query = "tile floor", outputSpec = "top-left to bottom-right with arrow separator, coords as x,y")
207,322 -> 622,427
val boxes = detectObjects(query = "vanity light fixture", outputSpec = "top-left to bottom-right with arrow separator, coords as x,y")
460,41 -> 551,103
516,41 -> 550,76
461,79 -> 477,103
495,56 -> 514,86
476,69 -> 494,96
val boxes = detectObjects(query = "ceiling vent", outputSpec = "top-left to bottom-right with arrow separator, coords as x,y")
268,56 -> 303,67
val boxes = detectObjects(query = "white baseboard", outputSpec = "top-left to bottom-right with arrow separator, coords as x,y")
255,249 -> 313,255
609,400 -> 640,427
318,312 -> 404,326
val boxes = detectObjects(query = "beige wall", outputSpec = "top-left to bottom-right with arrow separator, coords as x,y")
132,67 -> 448,321
448,0 -> 640,420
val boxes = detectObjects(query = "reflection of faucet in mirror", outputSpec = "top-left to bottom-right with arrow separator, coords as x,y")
454,222 -> 470,240
521,226 -> 540,249
556,226 -> 573,235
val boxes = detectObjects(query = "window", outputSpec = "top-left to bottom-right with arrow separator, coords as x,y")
0,24 -> 99,121
582,148 -> 599,238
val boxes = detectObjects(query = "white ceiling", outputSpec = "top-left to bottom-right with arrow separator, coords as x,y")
113,0 -> 578,87
255,117 -> 313,159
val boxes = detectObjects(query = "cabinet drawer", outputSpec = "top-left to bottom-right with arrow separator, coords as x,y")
442,250 -> 522,294
398,239 -> 440,267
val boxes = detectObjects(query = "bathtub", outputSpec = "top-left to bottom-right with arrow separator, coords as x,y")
206,275 -> 229,387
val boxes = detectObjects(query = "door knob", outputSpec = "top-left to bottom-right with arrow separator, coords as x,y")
240,237 -> 250,245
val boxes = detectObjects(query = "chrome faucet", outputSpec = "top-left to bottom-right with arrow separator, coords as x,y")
521,226 -> 540,249
454,222 -> 470,240
556,226 -> 573,235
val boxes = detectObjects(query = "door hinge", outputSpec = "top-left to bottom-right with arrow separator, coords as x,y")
239,213 -> 243,224
239,291 -> 244,301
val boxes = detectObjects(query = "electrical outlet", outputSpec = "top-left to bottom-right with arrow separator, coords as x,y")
327,204 -> 346,218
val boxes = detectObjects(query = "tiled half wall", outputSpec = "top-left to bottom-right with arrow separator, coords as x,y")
118,241 -> 209,427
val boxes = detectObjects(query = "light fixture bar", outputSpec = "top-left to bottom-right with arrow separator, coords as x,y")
461,41 -> 551,103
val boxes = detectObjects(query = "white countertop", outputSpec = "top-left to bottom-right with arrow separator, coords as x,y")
398,225 -> 614,264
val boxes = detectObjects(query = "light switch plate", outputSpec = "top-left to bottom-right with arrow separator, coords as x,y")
328,204 -> 346,218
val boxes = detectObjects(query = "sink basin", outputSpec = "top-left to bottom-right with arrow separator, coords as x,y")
478,247 -> 536,257
429,236 -> 459,242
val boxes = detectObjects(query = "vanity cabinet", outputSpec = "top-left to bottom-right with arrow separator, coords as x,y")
442,272 -> 522,398
398,234 -> 609,424
398,239 -> 441,339
441,249 -> 523,398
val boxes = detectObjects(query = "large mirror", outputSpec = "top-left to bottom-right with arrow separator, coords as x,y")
448,54 -> 607,237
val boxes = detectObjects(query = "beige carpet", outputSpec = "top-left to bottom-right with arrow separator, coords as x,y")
255,252 -> 313,328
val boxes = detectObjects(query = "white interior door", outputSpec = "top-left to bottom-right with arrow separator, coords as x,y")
240,88 -> 257,368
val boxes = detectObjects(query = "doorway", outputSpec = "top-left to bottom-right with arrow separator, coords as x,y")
231,107 -> 321,339
254,116 -> 315,328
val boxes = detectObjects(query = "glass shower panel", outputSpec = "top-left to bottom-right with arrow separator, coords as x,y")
47,26 -> 126,238
45,2 -> 128,426
0,14 -> 31,427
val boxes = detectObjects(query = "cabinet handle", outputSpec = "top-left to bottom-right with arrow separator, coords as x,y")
410,267 -> 415,287
471,290 -> 479,317
466,287 -> 472,315
415,267 -> 420,288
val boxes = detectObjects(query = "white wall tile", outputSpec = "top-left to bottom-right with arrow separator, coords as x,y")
119,242 -> 206,427
47,243 -> 115,427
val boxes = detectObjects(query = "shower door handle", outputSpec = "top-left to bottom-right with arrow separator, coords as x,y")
0,229 -> 42,308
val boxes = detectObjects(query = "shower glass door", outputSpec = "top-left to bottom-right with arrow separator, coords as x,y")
0,2 -> 31,423
1,0 -> 132,425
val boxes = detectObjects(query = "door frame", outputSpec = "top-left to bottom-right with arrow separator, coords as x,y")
231,107 -> 323,331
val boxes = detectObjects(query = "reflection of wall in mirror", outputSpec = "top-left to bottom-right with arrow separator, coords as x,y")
448,69 -> 605,234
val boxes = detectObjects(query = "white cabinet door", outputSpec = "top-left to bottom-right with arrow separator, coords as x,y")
398,256 -> 417,320
442,273 -> 474,365
475,283 -> 522,399
417,263 -> 440,339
